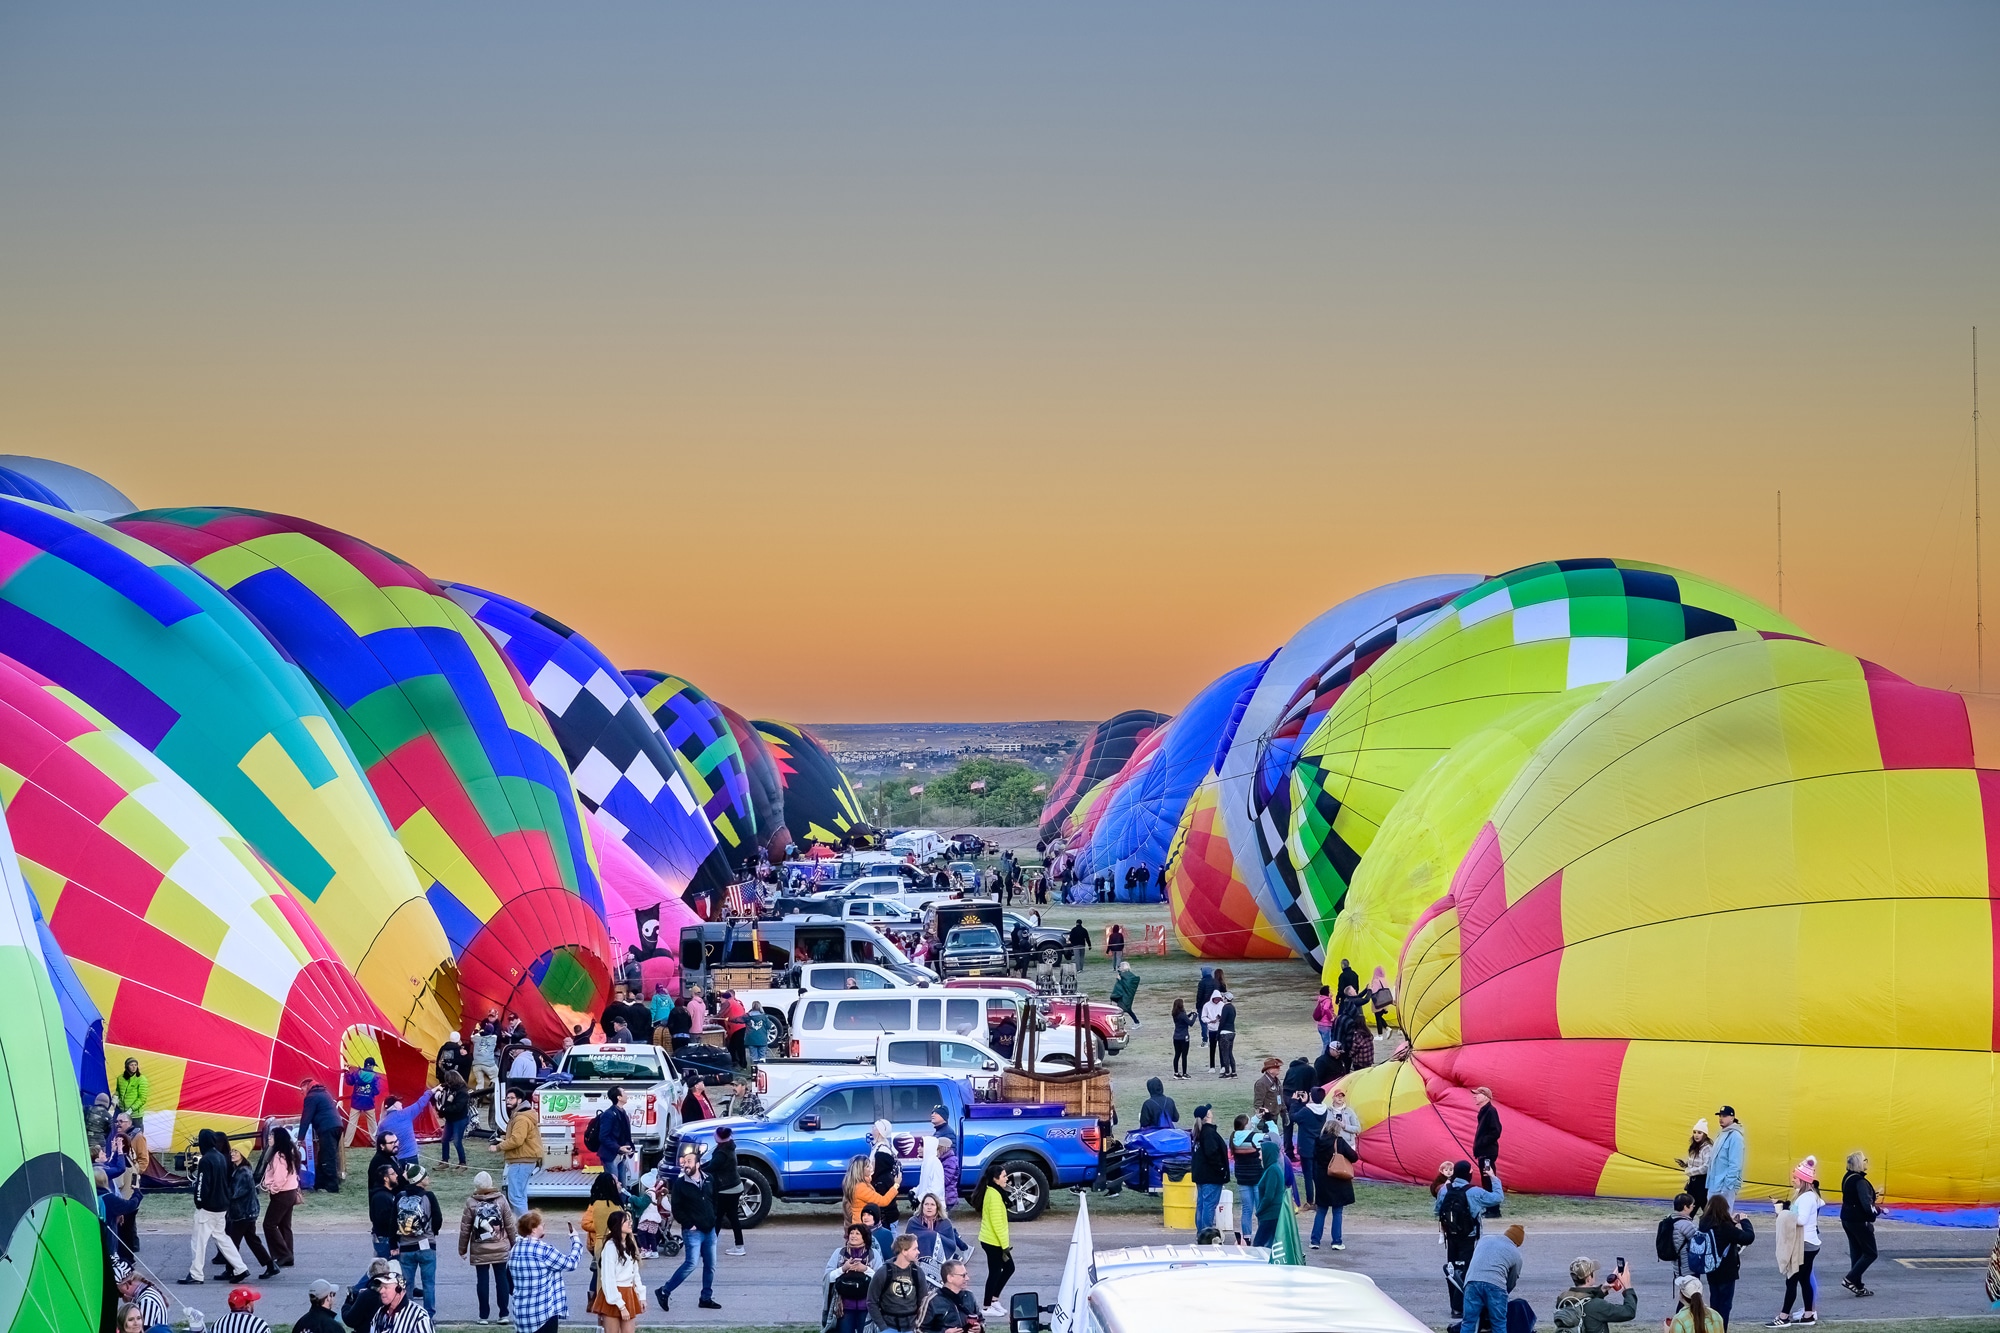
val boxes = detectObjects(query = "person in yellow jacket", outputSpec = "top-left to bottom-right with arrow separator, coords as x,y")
975,1159 -> 1014,1320
115,1059 -> 150,1122
489,1087 -> 543,1216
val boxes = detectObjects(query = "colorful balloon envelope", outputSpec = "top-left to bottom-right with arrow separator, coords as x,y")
1162,772 -> 1296,959
115,510 -> 614,1045
0,498 -> 453,1047
1038,710 -> 1171,841
1348,630 -> 2000,1202
0,653 -> 414,1146
1291,560 -> 1795,970
0,803 -> 104,1333
625,671 -> 759,868
1209,575 -> 1482,961
721,703 -> 787,856
751,720 -> 867,847
441,585 -> 724,899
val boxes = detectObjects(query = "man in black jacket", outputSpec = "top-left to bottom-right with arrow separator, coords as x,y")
1190,1105 -> 1230,1235
1138,1077 -> 1178,1129
1472,1087 -> 1503,1216
920,1259 -> 982,1333
593,1087 -> 636,1186
657,1142 -> 721,1311
369,1162 -> 405,1261
1067,921 -> 1089,972
298,1078 -> 345,1192
1280,1057 -> 1314,1159
180,1129 -> 251,1284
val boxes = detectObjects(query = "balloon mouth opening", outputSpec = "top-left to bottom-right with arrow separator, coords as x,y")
528,945 -> 612,1038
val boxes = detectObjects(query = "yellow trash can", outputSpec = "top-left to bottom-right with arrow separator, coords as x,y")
1161,1174 -> 1195,1230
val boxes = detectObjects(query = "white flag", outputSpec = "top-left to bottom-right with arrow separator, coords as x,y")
1050,1191 -> 1094,1333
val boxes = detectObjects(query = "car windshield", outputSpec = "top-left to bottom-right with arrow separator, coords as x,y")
761,1078 -> 836,1120
948,926 -> 1003,950
560,1050 -> 665,1081
949,863 -> 976,876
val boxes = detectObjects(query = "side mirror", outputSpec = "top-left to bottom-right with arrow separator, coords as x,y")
798,1114 -> 821,1131
984,1060 -> 999,1072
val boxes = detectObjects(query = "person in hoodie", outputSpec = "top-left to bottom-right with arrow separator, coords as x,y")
458,1170 -> 518,1324
1195,968 -> 1217,1048
1251,1135 -> 1285,1248
378,1090 -> 436,1172
1707,1106 -> 1747,1208
1292,1087 -> 1329,1210
1190,1105 -> 1230,1234
297,1077 -> 345,1192
181,1129 -> 250,1285
222,1145 -> 278,1279
1138,1078 -> 1179,1130
1280,1056 -> 1314,1159
1171,998 -> 1193,1080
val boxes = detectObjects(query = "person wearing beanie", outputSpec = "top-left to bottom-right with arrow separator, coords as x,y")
1459,1224 -> 1525,1333
1435,1158 -> 1504,1326
1190,1104 -> 1231,1234
458,1168 -> 517,1322
1551,1255 -> 1638,1333
1772,1158 -> 1823,1325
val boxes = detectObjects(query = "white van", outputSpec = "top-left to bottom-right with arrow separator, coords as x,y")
787,986 -> 1029,1060
1084,1266 -> 1428,1333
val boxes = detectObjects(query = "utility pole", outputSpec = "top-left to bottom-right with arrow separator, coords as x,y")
1776,490 -> 1784,614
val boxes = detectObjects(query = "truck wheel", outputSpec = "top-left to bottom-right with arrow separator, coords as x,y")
764,1012 -> 791,1051
992,1156 -> 1051,1223
1035,943 -> 1061,967
737,1162 -> 776,1229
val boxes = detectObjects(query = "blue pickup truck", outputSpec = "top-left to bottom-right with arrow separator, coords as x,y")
672,1074 -> 1101,1228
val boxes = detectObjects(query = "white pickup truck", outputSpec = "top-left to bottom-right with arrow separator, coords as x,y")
756,1031 -> 1093,1106
529,1043 -> 687,1200
722,960 -> 931,1030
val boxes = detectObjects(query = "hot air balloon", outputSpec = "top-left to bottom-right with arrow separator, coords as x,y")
115,509 -> 614,1046
0,804 -> 104,1333
26,893 -> 108,1105
0,652 -> 418,1147
0,455 -> 134,520
0,498 -> 453,1047
751,720 -> 868,848
720,704 -> 787,856
1209,575 -> 1483,961
1162,773 -> 1296,959
1297,560 -> 1796,975
625,671 -> 759,868
1038,711 -> 1171,842
441,585 -> 725,900
1346,630 -> 2000,1203
585,809 -> 698,1001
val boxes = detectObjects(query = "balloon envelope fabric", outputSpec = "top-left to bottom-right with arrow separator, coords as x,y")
0,804 -> 103,1333
751,719 -> 867,847
721,703 -> 787,856
1162,772 -> 1296,959
1211,574 -> 1482,959
26,893 -> 108,1105
625,671 -> 758,868
0,653 -> 407,1147
0,498 -> 452,1047
1346,630 -> 2000,1203
1288,560 -> 1796,970
441,585 -> 722,898
116,509 -> 614,1046
1038,710 -> 1171,841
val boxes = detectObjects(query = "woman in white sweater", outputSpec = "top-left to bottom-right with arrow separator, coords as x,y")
590,1210 -> 646,1332
1772,1158 -> 1823,1326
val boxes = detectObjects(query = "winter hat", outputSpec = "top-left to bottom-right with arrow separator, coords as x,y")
872,1118 -> 893,1143
1793,1155 -> 1818,1185
1453,1160 -> 1473,1181
473,1171 -> 494,1190
1504,1224 -> 1526,1246
1692,1118 -> 1709,1136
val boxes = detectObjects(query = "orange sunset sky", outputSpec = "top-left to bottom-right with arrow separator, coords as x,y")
2,5 -> 1996,722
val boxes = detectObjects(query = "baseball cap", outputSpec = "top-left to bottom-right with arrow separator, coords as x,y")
227,1286 -> 260,1311
308,1279 -> 340,1301
1716,1104 -> 1736,1117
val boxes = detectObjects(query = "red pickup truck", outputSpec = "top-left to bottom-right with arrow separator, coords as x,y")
943,977 -> 1130,1056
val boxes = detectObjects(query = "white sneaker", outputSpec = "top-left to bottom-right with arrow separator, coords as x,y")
1330,1243 -> 1345,1251
726,1246 -> 746,1256
984,1301 -> 1008,1318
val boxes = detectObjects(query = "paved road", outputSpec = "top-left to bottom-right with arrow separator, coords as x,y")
130,1207 -> 1994,1328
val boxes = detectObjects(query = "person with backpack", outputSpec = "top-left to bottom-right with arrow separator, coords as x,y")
1436,1160 -> 1503,1328
1839,1151 -> 1881,1297
1230,1115 -> 1265,1231
1658,1194 -> 1699,1279
1551,1256 -> 1638,1333
1694,1194 -> 1756,1329
390,1160 -> 445,1317
869,1234 -> 931,1332
825,1222 -> 879,1333
435,1071 -> 471,1168
588,1087 -> 636,1187
458,1170 -> 517,1324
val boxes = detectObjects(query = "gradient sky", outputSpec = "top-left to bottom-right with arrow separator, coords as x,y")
2,4 -> 1995,721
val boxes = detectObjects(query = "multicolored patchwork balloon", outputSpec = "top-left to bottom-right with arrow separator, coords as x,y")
0,498 -> 453,1047
751,719 -> 868,847
625,671 -> 758,868
115,509 -> 614,1045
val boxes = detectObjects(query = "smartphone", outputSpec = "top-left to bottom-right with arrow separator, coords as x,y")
1616,1257 -> 1626,1274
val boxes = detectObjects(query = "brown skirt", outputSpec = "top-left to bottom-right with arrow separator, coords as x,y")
589,1283 -> 645,1318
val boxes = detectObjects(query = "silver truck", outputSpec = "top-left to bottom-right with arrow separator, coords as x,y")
528,1043 -> 687,1200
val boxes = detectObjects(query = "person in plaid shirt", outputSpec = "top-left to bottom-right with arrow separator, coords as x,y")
507,1209 -> 584,1333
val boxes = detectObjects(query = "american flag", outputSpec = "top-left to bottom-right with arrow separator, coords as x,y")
909,785 -> 925,796
969,780 -> 986,792
723,881 -> 758,918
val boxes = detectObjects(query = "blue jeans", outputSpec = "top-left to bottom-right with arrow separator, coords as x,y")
1237,1181 -> 1260,1232
661,1227 -> 716,1302
397,1247 -> 437,1316
372,1236 -> 394,1260
440,1117 -> 469,1164
1296,1138 -> 1318,1206
1460,1280 -> 1508,1333
1194,1183 -> 1222,1232
1311,1203 -> 1342,1246
504,1162 -> 532,1216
